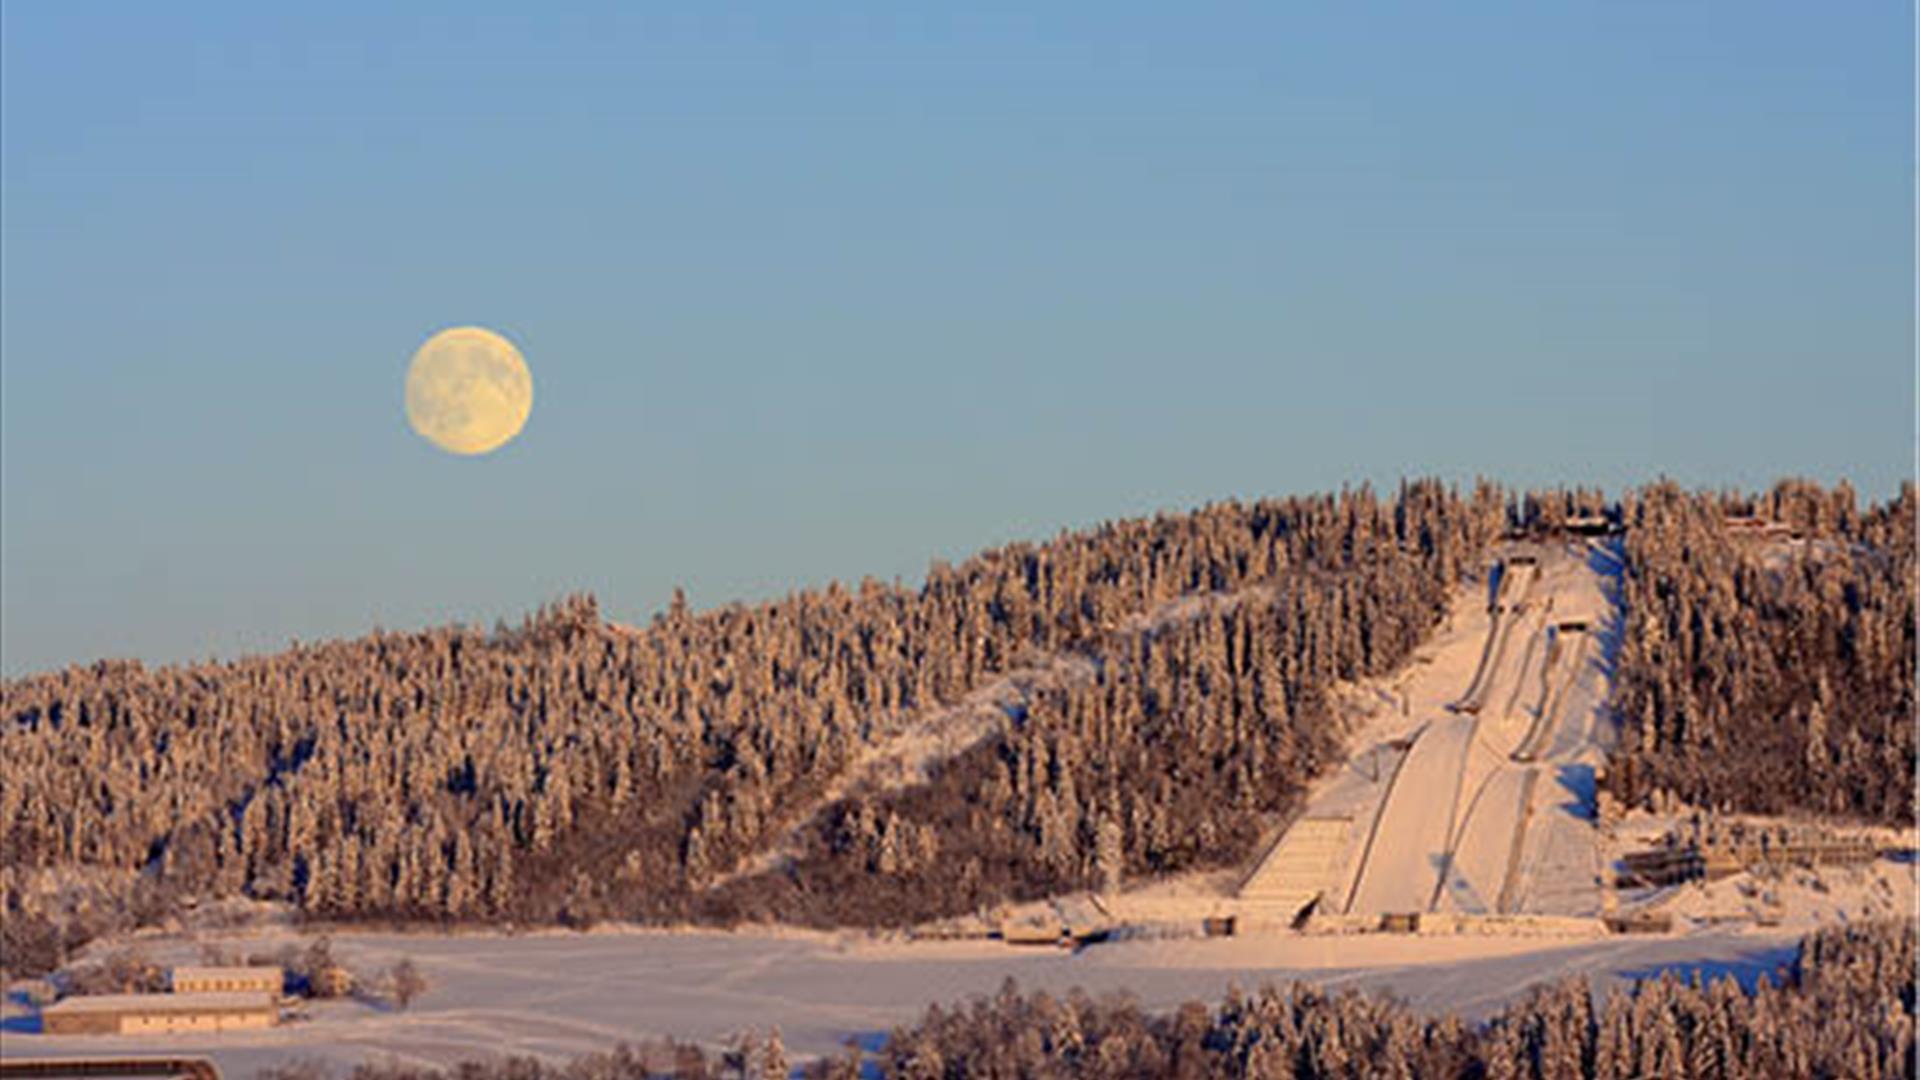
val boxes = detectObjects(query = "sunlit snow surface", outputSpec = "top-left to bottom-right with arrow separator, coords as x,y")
2,924 -> 1810,1070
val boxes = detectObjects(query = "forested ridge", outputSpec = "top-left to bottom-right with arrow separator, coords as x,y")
1604,479 -> 1915,824
1,482 -> 1506,957
2,477 -> 1911,972
706,554 -> 1462,926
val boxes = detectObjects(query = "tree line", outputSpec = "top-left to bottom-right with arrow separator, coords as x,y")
877,919 -> 1914,1079
3,477 -> 1908,975
704,546 -> 1460,926
256,919 -> 1914,1078
1,481 -> 1505,963
1604,479 -> 1914,824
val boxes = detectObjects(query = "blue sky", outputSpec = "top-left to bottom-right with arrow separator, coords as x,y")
1,3 -> 1910,674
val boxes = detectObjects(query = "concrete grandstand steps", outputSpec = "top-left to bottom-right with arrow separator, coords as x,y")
1239,816 -> 1352,923
1235,892 -> 1323,932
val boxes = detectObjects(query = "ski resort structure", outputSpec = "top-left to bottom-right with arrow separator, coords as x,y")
1233,539 -> 1619,927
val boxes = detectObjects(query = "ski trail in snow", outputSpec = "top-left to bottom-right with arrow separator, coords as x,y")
710,580 -> 1282,886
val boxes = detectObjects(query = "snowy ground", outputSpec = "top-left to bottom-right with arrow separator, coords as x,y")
1,922 -> 1823,1073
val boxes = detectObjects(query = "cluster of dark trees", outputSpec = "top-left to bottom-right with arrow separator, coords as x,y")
879,920 -> 1916,1079
1605,479 -> 1914,824
255,920 -> 1914,1078
706,544 -> 1462,926
1,482 -> 1505,959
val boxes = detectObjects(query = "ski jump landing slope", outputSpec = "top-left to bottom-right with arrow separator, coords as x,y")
1334,541 -> 1618,917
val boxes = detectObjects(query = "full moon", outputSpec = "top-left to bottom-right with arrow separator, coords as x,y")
405,326 -> 533,455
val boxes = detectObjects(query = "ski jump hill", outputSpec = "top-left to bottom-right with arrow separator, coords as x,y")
1239,538 -> 1620,925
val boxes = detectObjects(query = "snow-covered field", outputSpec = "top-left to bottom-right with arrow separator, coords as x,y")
2,923 -> 1816,1073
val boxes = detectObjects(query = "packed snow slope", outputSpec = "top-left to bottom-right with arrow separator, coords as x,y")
1333,538 -> 1617,916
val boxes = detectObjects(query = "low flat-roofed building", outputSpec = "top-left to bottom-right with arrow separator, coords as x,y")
0,1058 -> 220,1080
169,966 -> 282,995
40,991 -> 277,1036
